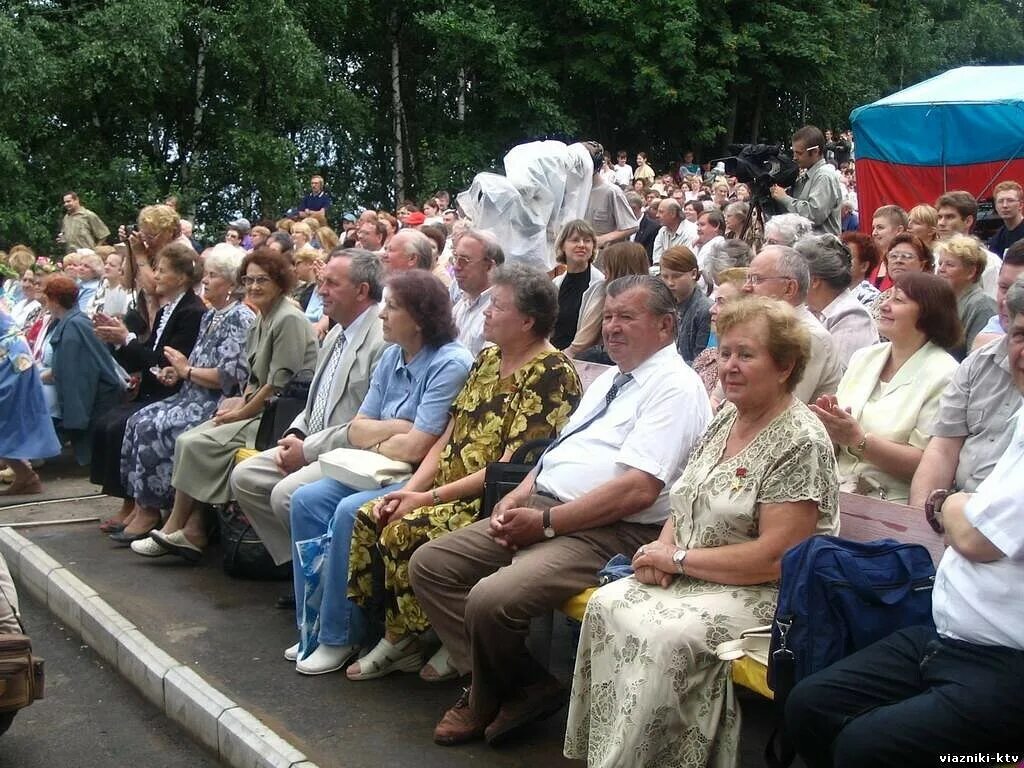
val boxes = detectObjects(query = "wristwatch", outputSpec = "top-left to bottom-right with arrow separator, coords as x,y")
672,547 -> 688,574
849,433 -> 868,460
925,488 -> 951,534
542,508 -> 557,539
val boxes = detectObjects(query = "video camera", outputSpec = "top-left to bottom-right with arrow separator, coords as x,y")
716,144 -> 799,215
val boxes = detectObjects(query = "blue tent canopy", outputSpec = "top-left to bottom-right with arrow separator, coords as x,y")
851,66 -> 1024,166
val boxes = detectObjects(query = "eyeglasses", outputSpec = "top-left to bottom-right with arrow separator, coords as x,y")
887,251 -> 920,263
453,255 -> 490,268
744,274 -> 793,286
241,275 -> 273,287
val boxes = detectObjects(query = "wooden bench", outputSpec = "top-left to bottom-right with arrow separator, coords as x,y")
558,492 -> 946,699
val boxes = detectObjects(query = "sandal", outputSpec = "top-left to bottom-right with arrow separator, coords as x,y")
99,517 -> 126,534
346,636 -> 421,681
420,644 -> 459,683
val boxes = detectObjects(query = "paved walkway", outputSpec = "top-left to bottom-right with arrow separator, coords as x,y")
2,465 -> 779,767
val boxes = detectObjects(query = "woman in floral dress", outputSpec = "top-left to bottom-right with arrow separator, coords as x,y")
565,297 -> 840,768
344,264 -> 582,682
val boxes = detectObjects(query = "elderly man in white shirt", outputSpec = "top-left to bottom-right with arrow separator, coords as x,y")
718,245 -> 842,405
410,275 -> 712,749
651,198 -> 698,266
785,292 -> 1024,763
450,228 -> 503,357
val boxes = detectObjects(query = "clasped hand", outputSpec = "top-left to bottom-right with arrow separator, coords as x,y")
488,503 -> 544,550
213,395 -> 245,425
274,434 -> 307,475
371,490 -> 432,528
631,541 -> 678,588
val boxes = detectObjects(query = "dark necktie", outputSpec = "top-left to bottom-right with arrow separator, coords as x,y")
535,372 -> 633,475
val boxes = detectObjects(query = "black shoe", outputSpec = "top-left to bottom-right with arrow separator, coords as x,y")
275,593 -> 296,610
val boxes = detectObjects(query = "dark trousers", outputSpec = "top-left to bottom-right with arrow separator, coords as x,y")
89,401 -> 149,498
785,625 -> 1024,768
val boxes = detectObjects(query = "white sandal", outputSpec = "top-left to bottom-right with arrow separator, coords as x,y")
419,644 -> 459,682
346,636 -> 421,681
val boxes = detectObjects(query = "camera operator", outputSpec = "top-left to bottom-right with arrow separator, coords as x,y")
771,125 -> 843,237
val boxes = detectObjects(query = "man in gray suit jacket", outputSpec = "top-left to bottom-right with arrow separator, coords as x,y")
229,249 -> 388,565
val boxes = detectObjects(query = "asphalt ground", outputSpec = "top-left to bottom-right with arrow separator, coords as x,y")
3,456 -> 782,768
0,590 -> 221,768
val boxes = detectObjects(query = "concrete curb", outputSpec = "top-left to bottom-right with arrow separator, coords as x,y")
0,527 -> 319,768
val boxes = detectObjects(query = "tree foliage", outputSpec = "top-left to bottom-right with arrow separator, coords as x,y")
1,0 -> 1021,253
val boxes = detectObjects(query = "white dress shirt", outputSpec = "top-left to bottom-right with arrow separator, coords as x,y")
932,401 -> 1024,650
452,287 -> 492,358
536,344 -> 712,525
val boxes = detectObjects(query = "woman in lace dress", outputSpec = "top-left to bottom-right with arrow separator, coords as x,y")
565,297 -> 840,768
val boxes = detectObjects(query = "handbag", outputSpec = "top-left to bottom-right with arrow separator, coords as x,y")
254,369 -> 315,451
0,585 -> 44,722
481,438 -> 554,518
319,447 -> 413,491
216,501 -> 291,581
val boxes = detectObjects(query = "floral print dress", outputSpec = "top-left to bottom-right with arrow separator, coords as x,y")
564,399 -> 839,768
120,302 -> 254,510
346,345 -> 582,638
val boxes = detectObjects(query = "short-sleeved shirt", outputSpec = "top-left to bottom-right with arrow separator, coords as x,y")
536,343 -> 713,525
300,191 -> 332,212
929,336 -> 1018,493
62,207 -> 110,251
932,405 -> 1024,650
586,181 -> 639,236
358,341 -> 473,435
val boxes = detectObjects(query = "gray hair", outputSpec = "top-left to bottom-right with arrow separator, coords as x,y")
624,191 -> 644,209
333,247 -> 385,302
490,263 -> 557,339
762,244 -> 810,302
606,275 -> 678,334
205,243 -> 246,283
394,229 -> 434,270
764,213 -> 814,246
705,239 -> 753,285
455,227 -> 505,266
659,198 -> 682,217
1007,274 -> 1024,323
793,234 -> 852,291
724,201 -> 749,220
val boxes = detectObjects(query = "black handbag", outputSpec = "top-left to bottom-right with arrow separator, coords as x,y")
481,438 -> 553,518
216,501 -> 291,581
254,369 -> 315,451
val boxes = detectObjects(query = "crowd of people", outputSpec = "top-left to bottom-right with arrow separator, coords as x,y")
1,126 -> 1022,766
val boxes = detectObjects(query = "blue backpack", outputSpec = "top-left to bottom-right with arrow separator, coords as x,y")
767,535 -> 936,695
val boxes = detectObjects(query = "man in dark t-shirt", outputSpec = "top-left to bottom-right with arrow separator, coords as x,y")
989,181 -> 1024,257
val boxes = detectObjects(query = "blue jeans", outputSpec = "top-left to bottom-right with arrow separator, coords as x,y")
289,478 -> 403,647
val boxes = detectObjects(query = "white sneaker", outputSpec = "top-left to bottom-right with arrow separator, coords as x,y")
284,642 -> 300,662
295,643 -> 358,675
130,537 -> 168,558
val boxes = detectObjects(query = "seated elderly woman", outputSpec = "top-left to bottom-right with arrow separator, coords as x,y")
763,212 -> 814,247
285,270 -> 473,675
564,296 -> 840,768
811,272 -> 961,503
867,233 -> 934,328
795,234 -> 878,367
551,219 -> 604,358
0,308 -> 62,496
701,237 -> 753,293
935,234 -> 997,358
39,276 -> 125,465
1,246 -> 36,307
692,267 -> 748,396
91,241 -> 207,535
840,231 -> 882,307
723,201 -> 749,239
659,245 -> 712,364
116,248 -> 255,552
343,264 -> 583,682
72,250 -> 105,316
126,248 -> 318,555
9,269 -> 43,330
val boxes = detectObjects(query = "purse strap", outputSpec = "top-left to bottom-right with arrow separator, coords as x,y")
0,581 -> 26,636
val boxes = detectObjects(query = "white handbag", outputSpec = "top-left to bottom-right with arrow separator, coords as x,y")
714,625 -> 772,667
318,447 -> 413,491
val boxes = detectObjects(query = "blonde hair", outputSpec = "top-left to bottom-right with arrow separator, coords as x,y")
317,226 -> 339,252
292,245 -> 321,265
908,204 -> 938,229
714,266 -> 749,289
291,222 -> 313,240
716,296 -> 811,393
137,204 -> 180,236
275,218 -> 294,233
7,246 -> 35,274
935,234 -> 987,284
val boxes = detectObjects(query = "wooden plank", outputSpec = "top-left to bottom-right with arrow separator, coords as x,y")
838,491 -> 946,566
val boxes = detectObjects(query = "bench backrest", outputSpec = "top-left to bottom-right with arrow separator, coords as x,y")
570,359 -> 612,392
838,492 -> 946,566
